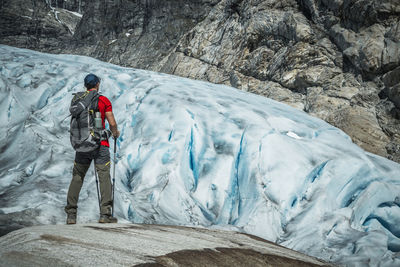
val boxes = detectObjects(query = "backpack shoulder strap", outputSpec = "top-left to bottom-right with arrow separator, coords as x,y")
72,91 -> 90,103
88,91 -> 100,112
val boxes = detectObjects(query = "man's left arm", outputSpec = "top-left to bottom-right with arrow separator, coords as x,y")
102,96 -> 120,138
105,111 -> 120,138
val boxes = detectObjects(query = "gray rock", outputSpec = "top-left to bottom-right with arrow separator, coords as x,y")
388,84 -> 400,110
71,0 -> 219,69
382,66 -> 400,110
383,66 -> 400,88
0,224 -> 333,267
327,106 -> 390,157
0,0 -> 81,52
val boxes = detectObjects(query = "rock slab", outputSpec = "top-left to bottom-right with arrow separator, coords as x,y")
0,224 -> 332,267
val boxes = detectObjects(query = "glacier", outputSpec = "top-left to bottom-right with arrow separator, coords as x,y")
0,45 -> 399,266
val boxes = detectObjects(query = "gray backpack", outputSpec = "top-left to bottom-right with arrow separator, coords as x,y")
69,90 -> 109,152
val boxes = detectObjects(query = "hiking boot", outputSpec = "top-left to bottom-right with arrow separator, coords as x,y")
98,215 -> 118,223
66,214 -> 76,224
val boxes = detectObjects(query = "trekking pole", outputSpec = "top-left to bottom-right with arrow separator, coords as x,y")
94,165 -> 101,213
112,137 -> 117,217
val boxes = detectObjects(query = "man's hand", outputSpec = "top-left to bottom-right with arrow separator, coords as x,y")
113,130 -> 120,138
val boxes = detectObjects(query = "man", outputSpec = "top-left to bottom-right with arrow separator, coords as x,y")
65,73 -> 120,224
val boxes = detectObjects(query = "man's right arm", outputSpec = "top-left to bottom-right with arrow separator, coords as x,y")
105,111 -> 120,138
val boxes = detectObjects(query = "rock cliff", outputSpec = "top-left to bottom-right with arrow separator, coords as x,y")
0,0 -> 399,162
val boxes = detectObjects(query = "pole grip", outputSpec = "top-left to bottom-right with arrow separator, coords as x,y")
114,137 -> 117,153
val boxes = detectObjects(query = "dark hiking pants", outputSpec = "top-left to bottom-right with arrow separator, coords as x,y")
65,146 -> 113,216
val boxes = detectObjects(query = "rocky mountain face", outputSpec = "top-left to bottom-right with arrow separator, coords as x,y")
1,0 -> 399,162
0,0 -> 83,51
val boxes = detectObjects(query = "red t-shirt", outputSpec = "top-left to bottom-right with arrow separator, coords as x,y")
89,89 -> 112,147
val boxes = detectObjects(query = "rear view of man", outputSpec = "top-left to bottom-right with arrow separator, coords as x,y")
65,73 -> 120,224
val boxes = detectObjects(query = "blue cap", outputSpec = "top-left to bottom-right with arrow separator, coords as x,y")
84,74 -> 100,89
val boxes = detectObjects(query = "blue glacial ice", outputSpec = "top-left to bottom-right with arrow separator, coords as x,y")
0,45 -> 399,266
